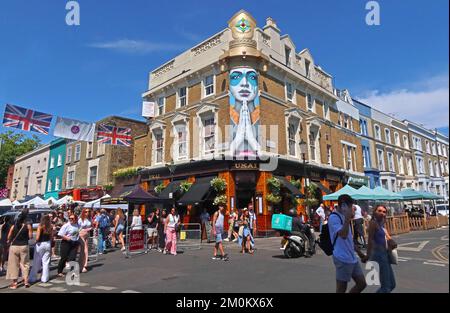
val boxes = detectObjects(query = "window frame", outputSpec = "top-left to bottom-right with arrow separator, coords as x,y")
50,157 -> 55,169
178,86 -> 188,108
203,75 -> 215,98
157,96 -> 165,116
89,166 -> 98,186
74,143 -> 81,162
66,146 -> 73,163
307,93 -> 314,112
374,124 -> 381,140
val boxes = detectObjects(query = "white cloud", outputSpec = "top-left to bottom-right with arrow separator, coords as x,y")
88,39 -> 186,54
356,74 -> 449,129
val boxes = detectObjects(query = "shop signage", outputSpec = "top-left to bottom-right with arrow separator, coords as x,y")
80,188 -> 104,201
129,229 -> 145,252
232,162 -> 259,170
148,174 -> 161,179
310,171 -> 321,179
348,175 -> 369,186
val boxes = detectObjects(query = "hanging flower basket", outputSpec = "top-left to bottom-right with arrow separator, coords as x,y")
154,183 -> 165,194
213,194 -> 228,206
267,177 -> 281,193
210,177 -> 227,193
180,181 -> 193,193
266,193 -> 282,204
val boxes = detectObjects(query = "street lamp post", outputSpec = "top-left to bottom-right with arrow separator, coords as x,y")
166,161 -> 176,208
299,139 -> 312,221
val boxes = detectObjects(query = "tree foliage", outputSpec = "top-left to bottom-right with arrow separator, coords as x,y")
0,131 -> 41,187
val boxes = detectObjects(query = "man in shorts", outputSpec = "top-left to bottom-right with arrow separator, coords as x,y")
146,209 -> 159,249
328,194 -> 367,293
211,205 -> 228,261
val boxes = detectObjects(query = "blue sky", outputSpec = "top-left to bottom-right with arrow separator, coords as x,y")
0,0 -> 448,144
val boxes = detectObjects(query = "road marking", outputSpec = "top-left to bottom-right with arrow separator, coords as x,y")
72,291 -> 86,293
397,241 -> 429,252
37,283 -> 53,287
432,244 -> 449,263
122,290 -> 141,293
397,258 -> 408,262
440,235 -> 448,241
92,286 -> 117,291
49,287 -> 68,292
423,262 -> 446,267
49,279 -> 65,284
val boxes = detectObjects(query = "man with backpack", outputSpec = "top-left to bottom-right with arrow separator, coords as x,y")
321,194 -> 367,293
96,209 -> 110,254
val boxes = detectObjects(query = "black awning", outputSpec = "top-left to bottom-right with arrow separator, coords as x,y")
177,176 -> 215,206
123,186 -> 170,204
311,181 -> 332,195
276,176 -> 304,198
159,180 -> 182,198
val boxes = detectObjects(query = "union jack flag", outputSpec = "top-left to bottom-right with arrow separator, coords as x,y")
96,124 -> 132,146
3,104 -> 53,135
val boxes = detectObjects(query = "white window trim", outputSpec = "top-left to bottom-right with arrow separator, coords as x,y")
50,157 -> 55,169
156,95 -> 166,117
285,111 -> 303,159
374,124 -> 381,140
47,179 -> 52,192
57,154 -> 62,167
387,152 -> 394,172
66,146 -> 73,164
327,145 -> 332,166
323,101 -> 330,121
403,135 -> 409,149
55,177 -> 60,191
307,123 -> 321,163
202,74 -> 216,99
150,125 -> 166,166
74,143 -> 81,162
177,86 -> 189,108
385,129 -> 391,144
306,93 -> 315,113
377,149 -> 385,171
171,115 -> 190,162
196,105 -> 219,158
394,132 -> 400,146
86,142 -> 93,159
285,81 -> 296,103
66,166 -> 76,189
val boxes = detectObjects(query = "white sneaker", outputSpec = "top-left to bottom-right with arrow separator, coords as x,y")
65,263 -> 70,270
163,250 -> 167,255
224,238 -> 230,242
232,238 -> 238,242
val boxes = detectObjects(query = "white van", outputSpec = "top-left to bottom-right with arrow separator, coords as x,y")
436,204 -> 449,216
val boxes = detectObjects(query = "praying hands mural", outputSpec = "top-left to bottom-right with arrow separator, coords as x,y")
229,67 -> 261,157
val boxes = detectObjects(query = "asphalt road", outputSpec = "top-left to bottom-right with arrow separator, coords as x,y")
1,227 -> 448,293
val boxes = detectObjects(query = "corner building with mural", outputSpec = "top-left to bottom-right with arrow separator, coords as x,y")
133,10 -> 367,232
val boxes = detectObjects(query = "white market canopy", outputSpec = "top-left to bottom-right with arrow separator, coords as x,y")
0,198 -> 13,207
46,197 -> 58,205
21,196 -> 49,208
83,194 -> 111,209
12,200 -> 20,206
55,195 -> 72,205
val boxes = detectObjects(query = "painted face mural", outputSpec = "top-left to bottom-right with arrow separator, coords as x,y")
229,67 -> 260,157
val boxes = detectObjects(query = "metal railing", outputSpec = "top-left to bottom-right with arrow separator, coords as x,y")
177,223 -> 201,250
51,236 -> 98,265
124,225 -> 149,258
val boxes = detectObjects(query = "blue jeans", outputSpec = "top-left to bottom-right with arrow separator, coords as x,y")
370,247 -> 396,293
97,230 -> 106,253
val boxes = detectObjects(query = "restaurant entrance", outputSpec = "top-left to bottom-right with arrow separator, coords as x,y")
234,171 -> 257,210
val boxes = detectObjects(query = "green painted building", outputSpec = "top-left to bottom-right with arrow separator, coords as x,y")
44,138 -> 67,200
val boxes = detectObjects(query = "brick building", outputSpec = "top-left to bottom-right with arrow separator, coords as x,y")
132,10 -> 367,230
60,116 -> 147,201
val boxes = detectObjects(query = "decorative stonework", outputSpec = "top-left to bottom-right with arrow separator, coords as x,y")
192,34 -> 222,56
313,69 -> 332,91
152,60 -> 175,79
261,33 -> 271,47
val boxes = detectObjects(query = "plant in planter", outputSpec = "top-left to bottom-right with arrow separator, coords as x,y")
300,184 -> 319,210
113,166 -> 142,178
213,194 -> 228,206
210,177 -> 227,193
154,183 -> 166,194
180,181 -> 193,193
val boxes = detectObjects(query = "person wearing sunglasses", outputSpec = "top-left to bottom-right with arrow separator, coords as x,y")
57,214 -> 80,277
365,205 -> 397,293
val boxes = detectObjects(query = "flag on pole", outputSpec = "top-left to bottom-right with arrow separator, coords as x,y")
96,124 -> 132,146
3,104 -> 52,135
53,117 -> 96,142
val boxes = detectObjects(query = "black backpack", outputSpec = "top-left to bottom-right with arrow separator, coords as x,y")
318,212 -> 343,256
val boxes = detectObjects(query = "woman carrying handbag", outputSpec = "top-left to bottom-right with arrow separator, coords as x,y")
365,205 -> 397,293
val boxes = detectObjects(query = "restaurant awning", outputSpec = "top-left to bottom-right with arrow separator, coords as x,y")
311,181 -> 332,195
123,186 -> 170,204
159,180 -> 182,198
177,176 -> 215,206
275,176 -> 304,198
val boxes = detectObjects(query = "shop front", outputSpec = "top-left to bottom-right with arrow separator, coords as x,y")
138,158 -> 346,233
59,186 -> 105,202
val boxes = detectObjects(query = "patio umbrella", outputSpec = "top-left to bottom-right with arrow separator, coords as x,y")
372,186 -> 404,200
323,184 -> 361,201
